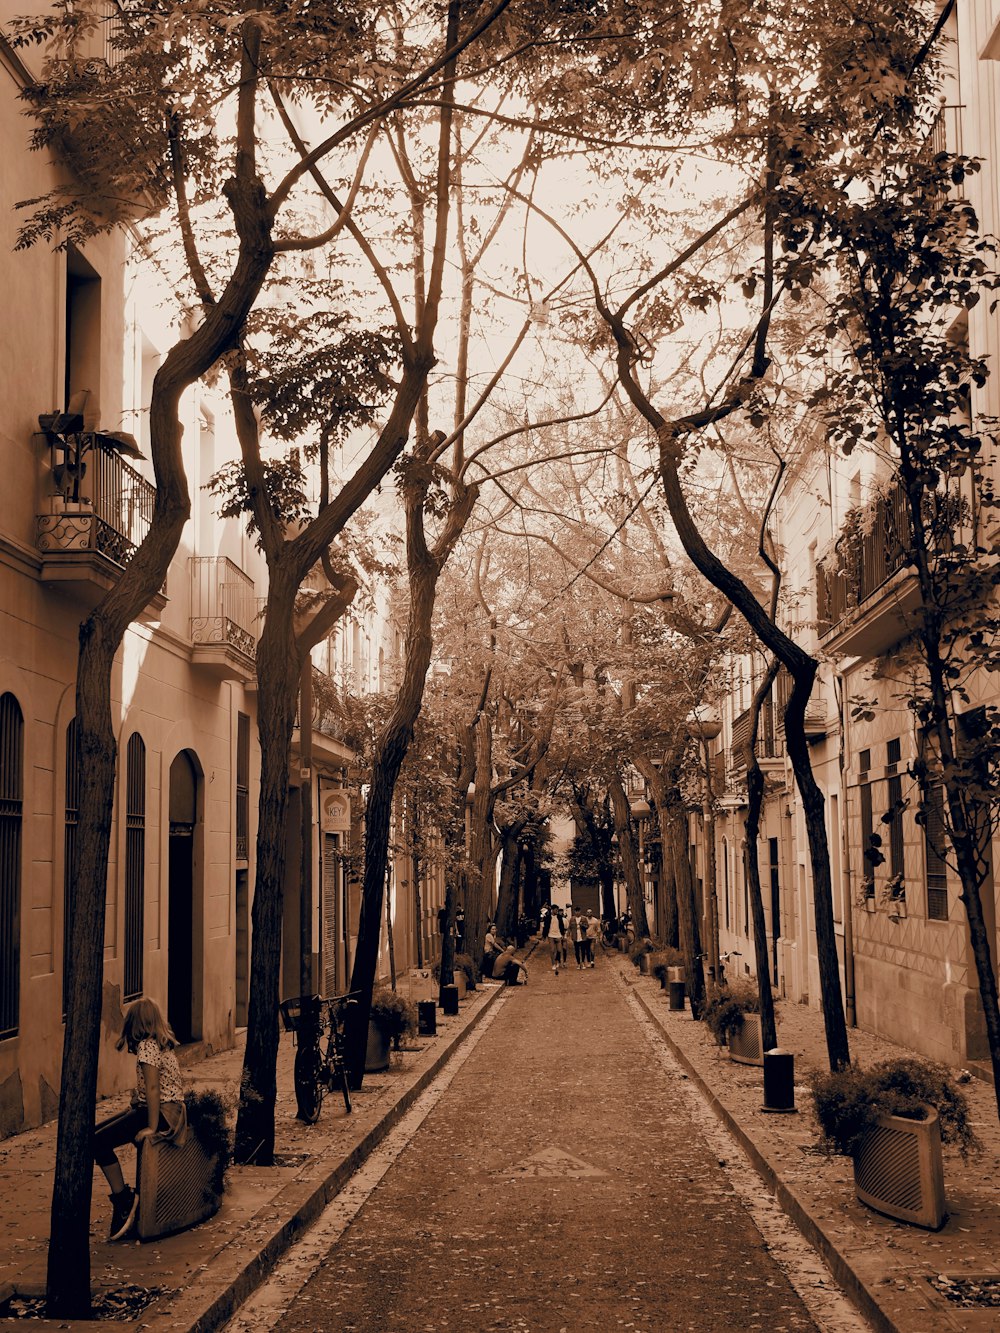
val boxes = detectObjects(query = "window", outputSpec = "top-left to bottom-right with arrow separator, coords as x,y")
63,718 -> 81,1013
123,734 -> 146,1001
65,246 -> 102,422
859,778 -> 875,898
924,783 -> 949,921
886,738 -> 904,879
236,712 -> 250,862
0,694 -> 24,1041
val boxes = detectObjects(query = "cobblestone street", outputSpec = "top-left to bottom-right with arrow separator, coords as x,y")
245,957 -> 859,1333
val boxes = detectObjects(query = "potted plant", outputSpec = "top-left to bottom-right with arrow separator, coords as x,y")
856,876 -> 877,912
628,936 -> 659,974
366,987 -> 418,1072
454,952 -> 478,994
702,979 -> 763,1064
880,873 -> 907,919
649,946 -> 685,988
810,1057 -> 980,1229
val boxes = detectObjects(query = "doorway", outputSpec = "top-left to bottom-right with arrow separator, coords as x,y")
168,750 -> 200,1044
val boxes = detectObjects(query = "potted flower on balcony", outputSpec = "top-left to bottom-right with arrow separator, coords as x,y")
880,873 -> 907,919
810,1057 -> 980,1229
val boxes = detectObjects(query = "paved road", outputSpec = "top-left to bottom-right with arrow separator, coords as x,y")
256,958 -> 841,1332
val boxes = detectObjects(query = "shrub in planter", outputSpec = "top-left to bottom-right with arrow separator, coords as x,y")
454,952 -> 478,990
810,1057 -> 980,1230
627,936 -> 661,970
702,979 -> 760,1045
809,1057 -> 980,1161
369,987 -> 418,1049
649,947 -> 685,985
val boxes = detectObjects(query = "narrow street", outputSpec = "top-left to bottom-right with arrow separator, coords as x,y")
230,954 -> 869,1333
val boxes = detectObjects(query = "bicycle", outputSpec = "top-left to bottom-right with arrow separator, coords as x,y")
279,992 -> 358,1122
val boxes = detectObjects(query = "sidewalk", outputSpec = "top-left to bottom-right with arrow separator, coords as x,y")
620,955 -> 1000,1333
0,965 -> 520,1332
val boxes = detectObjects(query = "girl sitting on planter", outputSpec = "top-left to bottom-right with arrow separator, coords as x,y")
94,998 -> 188,1241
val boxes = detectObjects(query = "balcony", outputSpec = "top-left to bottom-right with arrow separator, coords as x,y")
816,481 -> 921,658
189,557 -> 258,682
729,698 -> 783,772
36,441 -> 163,613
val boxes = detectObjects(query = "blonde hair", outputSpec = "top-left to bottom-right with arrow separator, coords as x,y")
116,998 -> 178,1054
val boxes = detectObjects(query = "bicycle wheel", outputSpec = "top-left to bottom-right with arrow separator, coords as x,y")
293,1042 -> 324,1123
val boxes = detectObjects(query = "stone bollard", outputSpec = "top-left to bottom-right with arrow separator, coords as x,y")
762,1048 -> 797,1113
418,1000 -> 437,1036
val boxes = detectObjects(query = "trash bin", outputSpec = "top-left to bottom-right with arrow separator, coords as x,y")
762,1048 -> 796,1113
668,980 -> 686,1011
418,1000 -> 437,1036
440,984 -> 460,1016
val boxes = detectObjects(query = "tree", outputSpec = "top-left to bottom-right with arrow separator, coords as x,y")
12,0 -> 523,1307
812,131 -> 1000,1122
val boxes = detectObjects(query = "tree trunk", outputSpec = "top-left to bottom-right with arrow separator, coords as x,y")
235,596 -> 301,1164
742,665 -> 780,1053
465,715 -> 496,956
46,188 -> 274,1311
654,442 -> 850,1070
494,822 -> 524,939
607,771 -> 648,937
659,833 -> 679,948
663,799 -> 706,1017
46,626 -> 119,1317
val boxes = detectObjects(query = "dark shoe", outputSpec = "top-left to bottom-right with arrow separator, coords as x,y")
108,1186 -> 138,1241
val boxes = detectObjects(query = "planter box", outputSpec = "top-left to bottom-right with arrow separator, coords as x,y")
852,1107 -> 945,1229
136,1134 -> 220,1241
365,1020 -> 391,1073
728,1012 -> 765,1067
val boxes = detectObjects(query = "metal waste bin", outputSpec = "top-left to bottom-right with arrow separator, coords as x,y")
668,980 -> 686,1011
440,983 -> 460,1016
418,1000 -> 437,1036
762,1048 -> 796,1113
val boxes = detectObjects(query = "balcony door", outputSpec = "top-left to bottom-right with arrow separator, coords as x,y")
168,749 -> 201,1044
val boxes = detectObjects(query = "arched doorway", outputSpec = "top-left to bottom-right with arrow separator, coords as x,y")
168,750 -> 201,1044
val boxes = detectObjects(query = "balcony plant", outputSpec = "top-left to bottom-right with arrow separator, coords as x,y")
879,874 -> 907,918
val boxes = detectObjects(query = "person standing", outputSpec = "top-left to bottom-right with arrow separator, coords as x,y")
542,903 -> 564,975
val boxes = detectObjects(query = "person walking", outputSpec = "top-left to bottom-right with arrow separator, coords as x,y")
93,998 -> 188,1240
585,910 -> 600,966
541,903 -> 564,975
567,907 -> 583,968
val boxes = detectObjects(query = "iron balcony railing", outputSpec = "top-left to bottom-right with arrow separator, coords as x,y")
189,557 -> 258,660
729,698 -> 781,772
88,443 -> 156,565
817,481 -> 911,636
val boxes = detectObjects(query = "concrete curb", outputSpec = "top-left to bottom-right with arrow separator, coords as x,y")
144,972 -> 516,1333
625,973 -> 901,1333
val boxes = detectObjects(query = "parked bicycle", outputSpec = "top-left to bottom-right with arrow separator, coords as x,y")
279,991 -> 358,1123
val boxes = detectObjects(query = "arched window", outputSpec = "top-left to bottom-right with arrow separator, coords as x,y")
0,693 -> 25,1040
123,733 -> 146,1000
